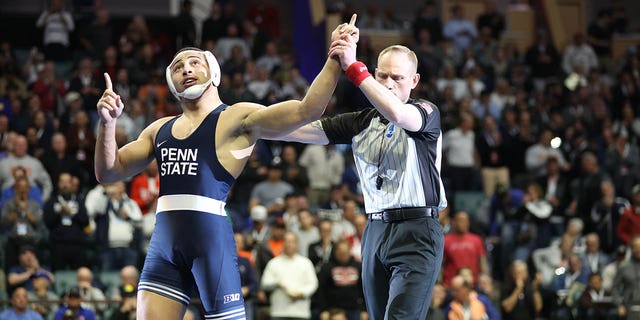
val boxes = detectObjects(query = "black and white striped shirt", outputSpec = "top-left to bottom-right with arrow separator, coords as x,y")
320,98 -> 447,213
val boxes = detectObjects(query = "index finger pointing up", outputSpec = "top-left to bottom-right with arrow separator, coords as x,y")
104,72 -> 112,91
349,14 -> 357,26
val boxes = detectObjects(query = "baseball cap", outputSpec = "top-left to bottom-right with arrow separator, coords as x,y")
250,205 -> 268,221
632,184 -> 640,195
66,286 -> 81,298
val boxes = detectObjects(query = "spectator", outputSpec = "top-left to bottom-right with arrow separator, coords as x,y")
67,57 -> 104,120
567,152 -> 609,224
536,157 -> 571,238
581,233 -> 611,275
40,133 -> 84,191
260,232 -> 318,320
330,200 -> 358,242
412,0 -> 442,45
444,275 -> 495,320
524,129 -> 569,178
93,181 -> 143,271
443,112 -> 481,194
76,267 -> 108,317
488,183 -> 524,273
476,0 -> 505,40
129,160 -> 159,243
175,0 -> 196,48
299,145 -> 345,208
346,213 -> 366,263
315,239 -> 364,320
7,246 -> 54,293
254,217 -> 286,275
548,254 -> 589,319
605,129 -> 640,199
0,166 -> 43,209
476,115 -> 509,196
44,172 -> 89,271
219,71 -> 258,104
26,272 -> 58,319
248,164 -> 293,216
426,283 -> 447,320
215,22 -> 251,64
244,205 -> 270,248
237,254 -> 258,320
443,4 -> 478,52
77,7 -> 113,60
53,286 -> 96,320
612,235 -> 640,320
587,9 -> 614,63
525,31 -> 562,90
601,245 -> 627,292
64,110 -> 96,172
0,287 -> 43,320
255,41 -> 282,74
308,219 -> 335,273
1,177 -> 45,268
292,209 -> 319,257
562,32 -> 599,75
280,145 -> 309,195
577,273 -> 615,320
500,260 -> 542,320
35,0 -> 74,62
519,182 -> 553,251
0,134 -> 53,201
200,2 -> 229,45
442,211 -> 489,286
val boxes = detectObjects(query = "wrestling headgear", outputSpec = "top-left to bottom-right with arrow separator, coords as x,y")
166,49 -> 221,100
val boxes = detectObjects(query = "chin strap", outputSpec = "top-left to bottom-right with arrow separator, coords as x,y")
166,50 -> 221,100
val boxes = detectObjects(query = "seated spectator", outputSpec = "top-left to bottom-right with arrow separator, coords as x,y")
1,178 -> 45,270
26,272 -> 58,319
444,275 -> 494,320
0,166 -> 43,209
500,260 -> 542,320
109,280 -> 137,320
616,184 -> 640,246
0,134 -> 53,201
578,273 -> 615,320
426,283 -> 447,320
44,172 -> 90,271
548,254 -> 589,319
601,245 -> 627,292
40,133 -> 85,192
244,205 -> 270,248
0,287 -> 43,320
76,267 -> 108,317
7,246 -> 54,293
93,181 -> 143,271
248,164 -> 293,216
581,233 -> 610,275
53,286 -> 96,320
315,239 -> 364,320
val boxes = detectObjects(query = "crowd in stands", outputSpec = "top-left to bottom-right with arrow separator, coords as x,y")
0,0 -> 640,319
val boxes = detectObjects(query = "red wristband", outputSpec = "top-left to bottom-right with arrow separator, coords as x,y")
346,61 -> 371,86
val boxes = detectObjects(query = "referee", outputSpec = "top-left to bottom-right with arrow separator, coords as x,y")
277,36 -> 447,320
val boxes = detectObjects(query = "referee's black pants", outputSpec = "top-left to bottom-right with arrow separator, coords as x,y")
361,215 -> 444,320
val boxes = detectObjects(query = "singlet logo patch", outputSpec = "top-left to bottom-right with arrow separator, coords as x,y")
223,293 -> 241,304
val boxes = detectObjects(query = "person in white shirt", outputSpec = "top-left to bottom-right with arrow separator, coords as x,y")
260,232 -> 318,320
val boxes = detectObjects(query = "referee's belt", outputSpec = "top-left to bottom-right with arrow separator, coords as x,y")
367,207 -> 438,223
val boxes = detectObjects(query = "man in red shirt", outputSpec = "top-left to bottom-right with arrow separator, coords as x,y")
442,211 -> 489,286
617,184 -> 640,245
